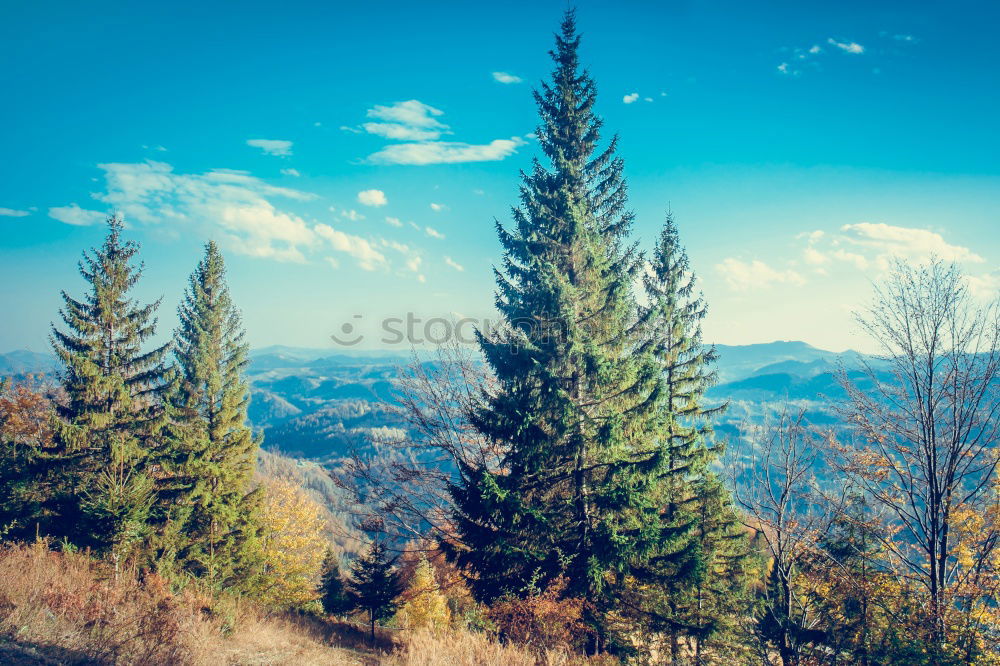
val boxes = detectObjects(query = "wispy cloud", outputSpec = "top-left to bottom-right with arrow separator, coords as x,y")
429,202 -> 446,213
716,258 -> 805,291
827,38 -> 865,54
385,216 -> 403,227
623,92 -> 639,104
351,99 -> 526,165
0,207 -> 29,217
778,37 -> 868,76
444,256 -> 465,271
362,100 -> 448,141
425,226 -> 445,239
801,222 -> 984,274
315,223 -> 386,271
246,139 -> 293,157
49,204 -> 106,226
52,161 -> 418,273
357,189 -> 388,207
492,71 -> 522,84
280,168 -> 301,177
368,137 -> 525,166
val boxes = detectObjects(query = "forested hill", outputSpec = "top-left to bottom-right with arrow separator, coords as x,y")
1,340 -> 873,461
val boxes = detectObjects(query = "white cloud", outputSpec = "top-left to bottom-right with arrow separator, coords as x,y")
356,99 -> 525,165
380,238 -> 423,274
385,216 -> 403,227
368,137 -> 525,165
803,246 -> 828,266
368,100 -> 445,129
55,160 -> 410,270
83,161 -> 316,261
840,222 -> 983,264
966,272 -> 1000,301
429,203 -> 446,212
314,223 -> 386,271
716,258 -> 806,291
280,168 -> 301,177
361,100 -> 448,141
445,256 -> 465,272
425,226 -> 445,239
808,45 -> 822,54
49,204 -> 106,226
800,222 -> 981,277
357,189 -> 388,207
362,123 -> 442,141
340,209 -> 365,221
246,139 -> 293,157
0,207 -> 29,217
828,38 -> 864,54
492,71 -> 522,84
623,92 -> 639,104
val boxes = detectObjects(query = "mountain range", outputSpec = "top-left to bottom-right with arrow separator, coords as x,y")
1,340 -> 876,460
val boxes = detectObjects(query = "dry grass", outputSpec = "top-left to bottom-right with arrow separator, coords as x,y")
0,542 -> 619,666
385,629 -> 614,666
0,541 -> 365,665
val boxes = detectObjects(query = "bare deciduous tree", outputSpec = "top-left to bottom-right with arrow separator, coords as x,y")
730,409 -> 833,666
832,258 -> 1000,648
335,341 -> 501,548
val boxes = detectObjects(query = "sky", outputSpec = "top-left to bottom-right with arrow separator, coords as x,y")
1,0 -> 998,354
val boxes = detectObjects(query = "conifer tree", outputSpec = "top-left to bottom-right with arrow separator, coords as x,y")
348,541 -> 403,640
49,216 -> 170,561
631,215 -> 748,662
319,549 -> 353,616
447,11 -> 670,649
158,241 -> 263,588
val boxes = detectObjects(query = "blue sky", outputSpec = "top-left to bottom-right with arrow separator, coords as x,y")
1,0 -> 998,353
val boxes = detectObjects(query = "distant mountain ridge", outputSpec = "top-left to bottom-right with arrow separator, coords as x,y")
1,341 -> 873,461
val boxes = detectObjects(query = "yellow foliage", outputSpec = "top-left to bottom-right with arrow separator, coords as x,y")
396,557 -> 451,630
258,477 -> 329,610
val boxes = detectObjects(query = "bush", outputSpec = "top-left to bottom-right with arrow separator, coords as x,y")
0,540 -> 359,665
487,576 -> 591,654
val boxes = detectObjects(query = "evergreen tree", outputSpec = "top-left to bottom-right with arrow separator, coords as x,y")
157,241 -> 263,588
348,541 -> 403,640
319,549 -> 353,616
49,216 -> 170,562
447,11 -> 669,650
629,215 -> 748,661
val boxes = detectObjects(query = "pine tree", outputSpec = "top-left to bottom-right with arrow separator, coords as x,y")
447,11 -> 669,650
348,541 -> 403,640
628,215 -> 748,662
320,549 -> 353,616
157,241 -> 263,588
49,216 -> 170,562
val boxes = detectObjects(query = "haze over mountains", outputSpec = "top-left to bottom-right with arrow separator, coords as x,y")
1,340 -> 877,460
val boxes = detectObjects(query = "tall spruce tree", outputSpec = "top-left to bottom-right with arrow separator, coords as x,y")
49,215 -> 170,561
157,241 -> 263,588
348,541 -> 403,641
447,11 -> 671,650
631,215 -> 748,663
